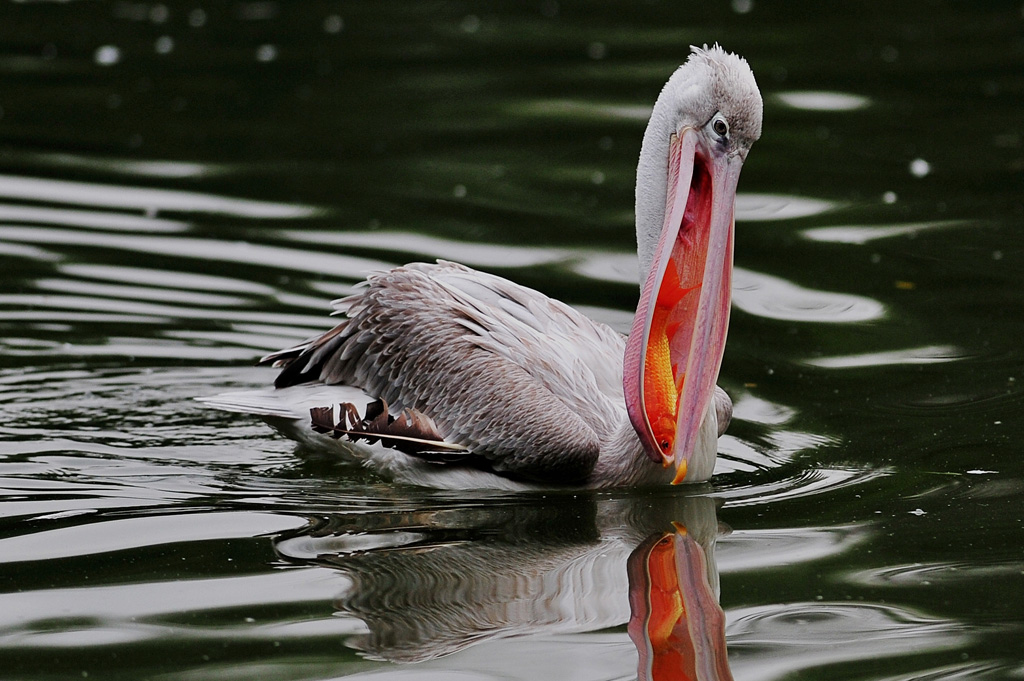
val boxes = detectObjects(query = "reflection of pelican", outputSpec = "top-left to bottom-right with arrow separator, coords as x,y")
203,45 -> 762,488
629,527 -> 732,681
273,494 -> 730,672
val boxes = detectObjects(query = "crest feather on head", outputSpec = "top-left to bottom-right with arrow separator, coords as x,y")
682,43 -> 763,142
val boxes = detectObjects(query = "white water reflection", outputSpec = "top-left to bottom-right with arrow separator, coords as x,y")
719,467 -> 890,507
802,220 -> 969,244
736,193 -> 837,221
0,175 -> 320,218
874,662 -> 1001,681
0,511 -> 301,564
0,204 -> 188,232
733,268 -> 885,323
0,241 -> 61,262
518,99 -> 652,122
766,429 -> 837,456
731,394 -> 797,426
775,90 -> 871,111
728,602 -> 968,681
570,251 -> 637,284
0,567 -> 334,636
716,436 -> 776,473
1,339 -> 258,361
715,428 -> 835,476
34,278 -> 250,308
12,152 -> 229,179
283,229 -> 573,269
0,290 -> 325,327
718,525 -> 867,573
59,264 -> 277,296
846,560 -> 1024,587
805,345 -> 964,368
0,226 -> 394,279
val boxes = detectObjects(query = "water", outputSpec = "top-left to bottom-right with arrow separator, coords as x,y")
1,1 -> 1022,679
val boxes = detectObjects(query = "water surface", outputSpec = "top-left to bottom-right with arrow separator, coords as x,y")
1,2 -> 1022,680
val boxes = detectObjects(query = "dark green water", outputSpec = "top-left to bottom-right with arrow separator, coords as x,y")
0,1 -> 1022,679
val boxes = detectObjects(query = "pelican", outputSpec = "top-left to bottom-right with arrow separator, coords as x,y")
202,45 -> 763,489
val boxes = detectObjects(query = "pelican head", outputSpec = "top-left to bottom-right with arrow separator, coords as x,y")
623,45 -> 762,484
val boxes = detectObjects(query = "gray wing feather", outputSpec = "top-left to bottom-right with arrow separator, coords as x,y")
264,261 -> 627,483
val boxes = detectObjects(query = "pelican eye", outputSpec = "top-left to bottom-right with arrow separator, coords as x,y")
712,115 -> 729,137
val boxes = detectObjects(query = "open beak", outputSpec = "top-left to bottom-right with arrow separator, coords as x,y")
624,127 -> 742,484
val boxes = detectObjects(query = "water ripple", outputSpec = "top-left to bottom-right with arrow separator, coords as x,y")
569,252 -> 637,285
58,263 -> 277,296
0,203 -> 188,232
802,220 -> 969,244
884,663 -> 1011,681
715,429 -> 835,475
717,466 -> 890,507
0,175 -> 321,218
33,278 -> 250,308
516,98 -> 653,122
0,226 -> 394,279
775,90 -> 871,111
0,241 -> 61,262
735,193 -> 837,221
728,602 -> 969,681
846,560 -> 1024,587
0,511 -> 304,564
718,525 -> 867,573
283,229 -> 571,269
733,268 -> 885,323
804,345 -> 965,368
0,568 -> 343,647
0,292 -> 328,330
12,151 -> 231,179
731,394 -> 797,426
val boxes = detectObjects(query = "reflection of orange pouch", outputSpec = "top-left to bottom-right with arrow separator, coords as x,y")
627,527 -> 733,681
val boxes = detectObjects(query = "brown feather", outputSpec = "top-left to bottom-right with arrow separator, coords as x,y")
310,400 -> 469,458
